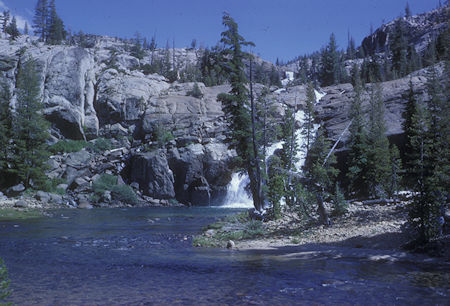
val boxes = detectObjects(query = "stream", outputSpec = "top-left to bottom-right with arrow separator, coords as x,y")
0,207 -> 449,305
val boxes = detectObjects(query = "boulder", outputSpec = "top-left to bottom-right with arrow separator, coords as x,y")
66,150 -> 92,169
77,200 -> 93,209
49,194 -> 63,205
56,184 -> 68,191
69,177 -> 90,191
226,240 -> 235,249
129,150 -> 175,199
6,184 -> 25,197
14,200 -> 28,208
35,191 -> 51,202
167,143 -> 232,205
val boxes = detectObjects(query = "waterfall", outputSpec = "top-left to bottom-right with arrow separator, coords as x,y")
222,172 -> 253,208
221,88 -> 326,208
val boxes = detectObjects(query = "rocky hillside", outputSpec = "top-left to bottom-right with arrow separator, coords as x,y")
280,5 -> 448,75
361,6 -> 448,55
0,4 -> 444,208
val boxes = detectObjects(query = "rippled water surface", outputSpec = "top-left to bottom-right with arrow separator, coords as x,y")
0,207 -> 448,305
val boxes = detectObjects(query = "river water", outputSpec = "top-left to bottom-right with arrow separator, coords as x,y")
0,207 -> 448,305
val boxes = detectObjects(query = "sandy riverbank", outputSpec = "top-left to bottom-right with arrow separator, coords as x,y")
195,200 -> 450,262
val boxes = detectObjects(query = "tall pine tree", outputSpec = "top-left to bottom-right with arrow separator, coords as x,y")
320,33 -> 340,86
216,14 -> 265,211
347,65 -> 369,197
366,82 -> 390,197
11,57 -> 50,189
47,0 -> 66,44
33,0 -> 48,41
0,81 -> 12,188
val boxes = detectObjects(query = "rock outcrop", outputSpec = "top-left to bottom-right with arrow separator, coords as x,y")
315,67 -> 433,149
129,150 -> 175,199
361,6 -> 448,55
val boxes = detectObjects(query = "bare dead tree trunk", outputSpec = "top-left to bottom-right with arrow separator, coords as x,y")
249,57 -> 263,211
316,187 -> 331,226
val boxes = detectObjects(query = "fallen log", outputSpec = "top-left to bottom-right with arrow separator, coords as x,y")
361,198 -> 396,205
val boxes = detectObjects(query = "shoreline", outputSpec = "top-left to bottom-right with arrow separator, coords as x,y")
194,201 -> 450,262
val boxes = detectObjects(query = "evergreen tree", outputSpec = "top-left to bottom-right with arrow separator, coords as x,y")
390,19 -> 408,78
407,64 -> 448,242
149,34 -> 157,65
279,107 -> 299,207
131,32 -> 145,60
304,127 -> 338,225
405,2 -> 412,18
320,33 -> 340,86
407,99 -> 437,242
301,82 -> 315,157
347,65 -> 369,197
33,0 -> 48,41
1,10 -> 10,36
426,64 -> 449,194
403,79 -> 419,187
6,16 -> 20,40
24,22 -> 29,35
366,82 -> 390,197
216,14 -> 263,211
346,36 -> 356,60
47,0 -> 66,44
388,144 -> 402,199
11,57 -> 50,189
0,81 -> 12,188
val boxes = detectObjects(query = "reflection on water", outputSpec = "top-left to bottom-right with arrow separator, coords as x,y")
0,207 -> 448,305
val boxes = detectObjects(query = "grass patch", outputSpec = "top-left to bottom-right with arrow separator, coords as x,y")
223,211 -> 249,223
49,140 -> 87,154
291,237 -> 301,244
0,208 -> 43,220
205,222 -> 225,230
193,214 -> 266,248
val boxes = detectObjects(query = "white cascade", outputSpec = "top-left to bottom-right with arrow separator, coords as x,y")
222,172 -> 253,208
221,88 -> 326,208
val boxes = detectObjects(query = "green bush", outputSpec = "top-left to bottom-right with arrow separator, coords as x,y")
92,174 -> 117,195
92,174 -> 138,205
42,177 -> 67,195
0,257 -> 11,302
49,140 -> 87,154
87,138 -> 112,153
243,220 -> 265,238
152,126 -> 174,149
111,184 -> 138,205
332,183 -> 348,216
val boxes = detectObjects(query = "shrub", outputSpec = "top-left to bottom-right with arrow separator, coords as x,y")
152,126 -> 174,149
0,257 -> 10,302
92,174 -> 138,205
92,174 -> 117,195
243,220 -> 265,238
332,183 -> 348,216
187,82 -> 203,99
111,184 -> 138,205
41,177 -> 67,195
87,138 -> 112,153
49,140 -> 87,154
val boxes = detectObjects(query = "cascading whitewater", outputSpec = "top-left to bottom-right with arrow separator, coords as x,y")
222,172 -> 253,208
221,89 -> 326,208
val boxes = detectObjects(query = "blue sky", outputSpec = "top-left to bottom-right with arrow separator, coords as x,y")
1,0 -> 440,63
